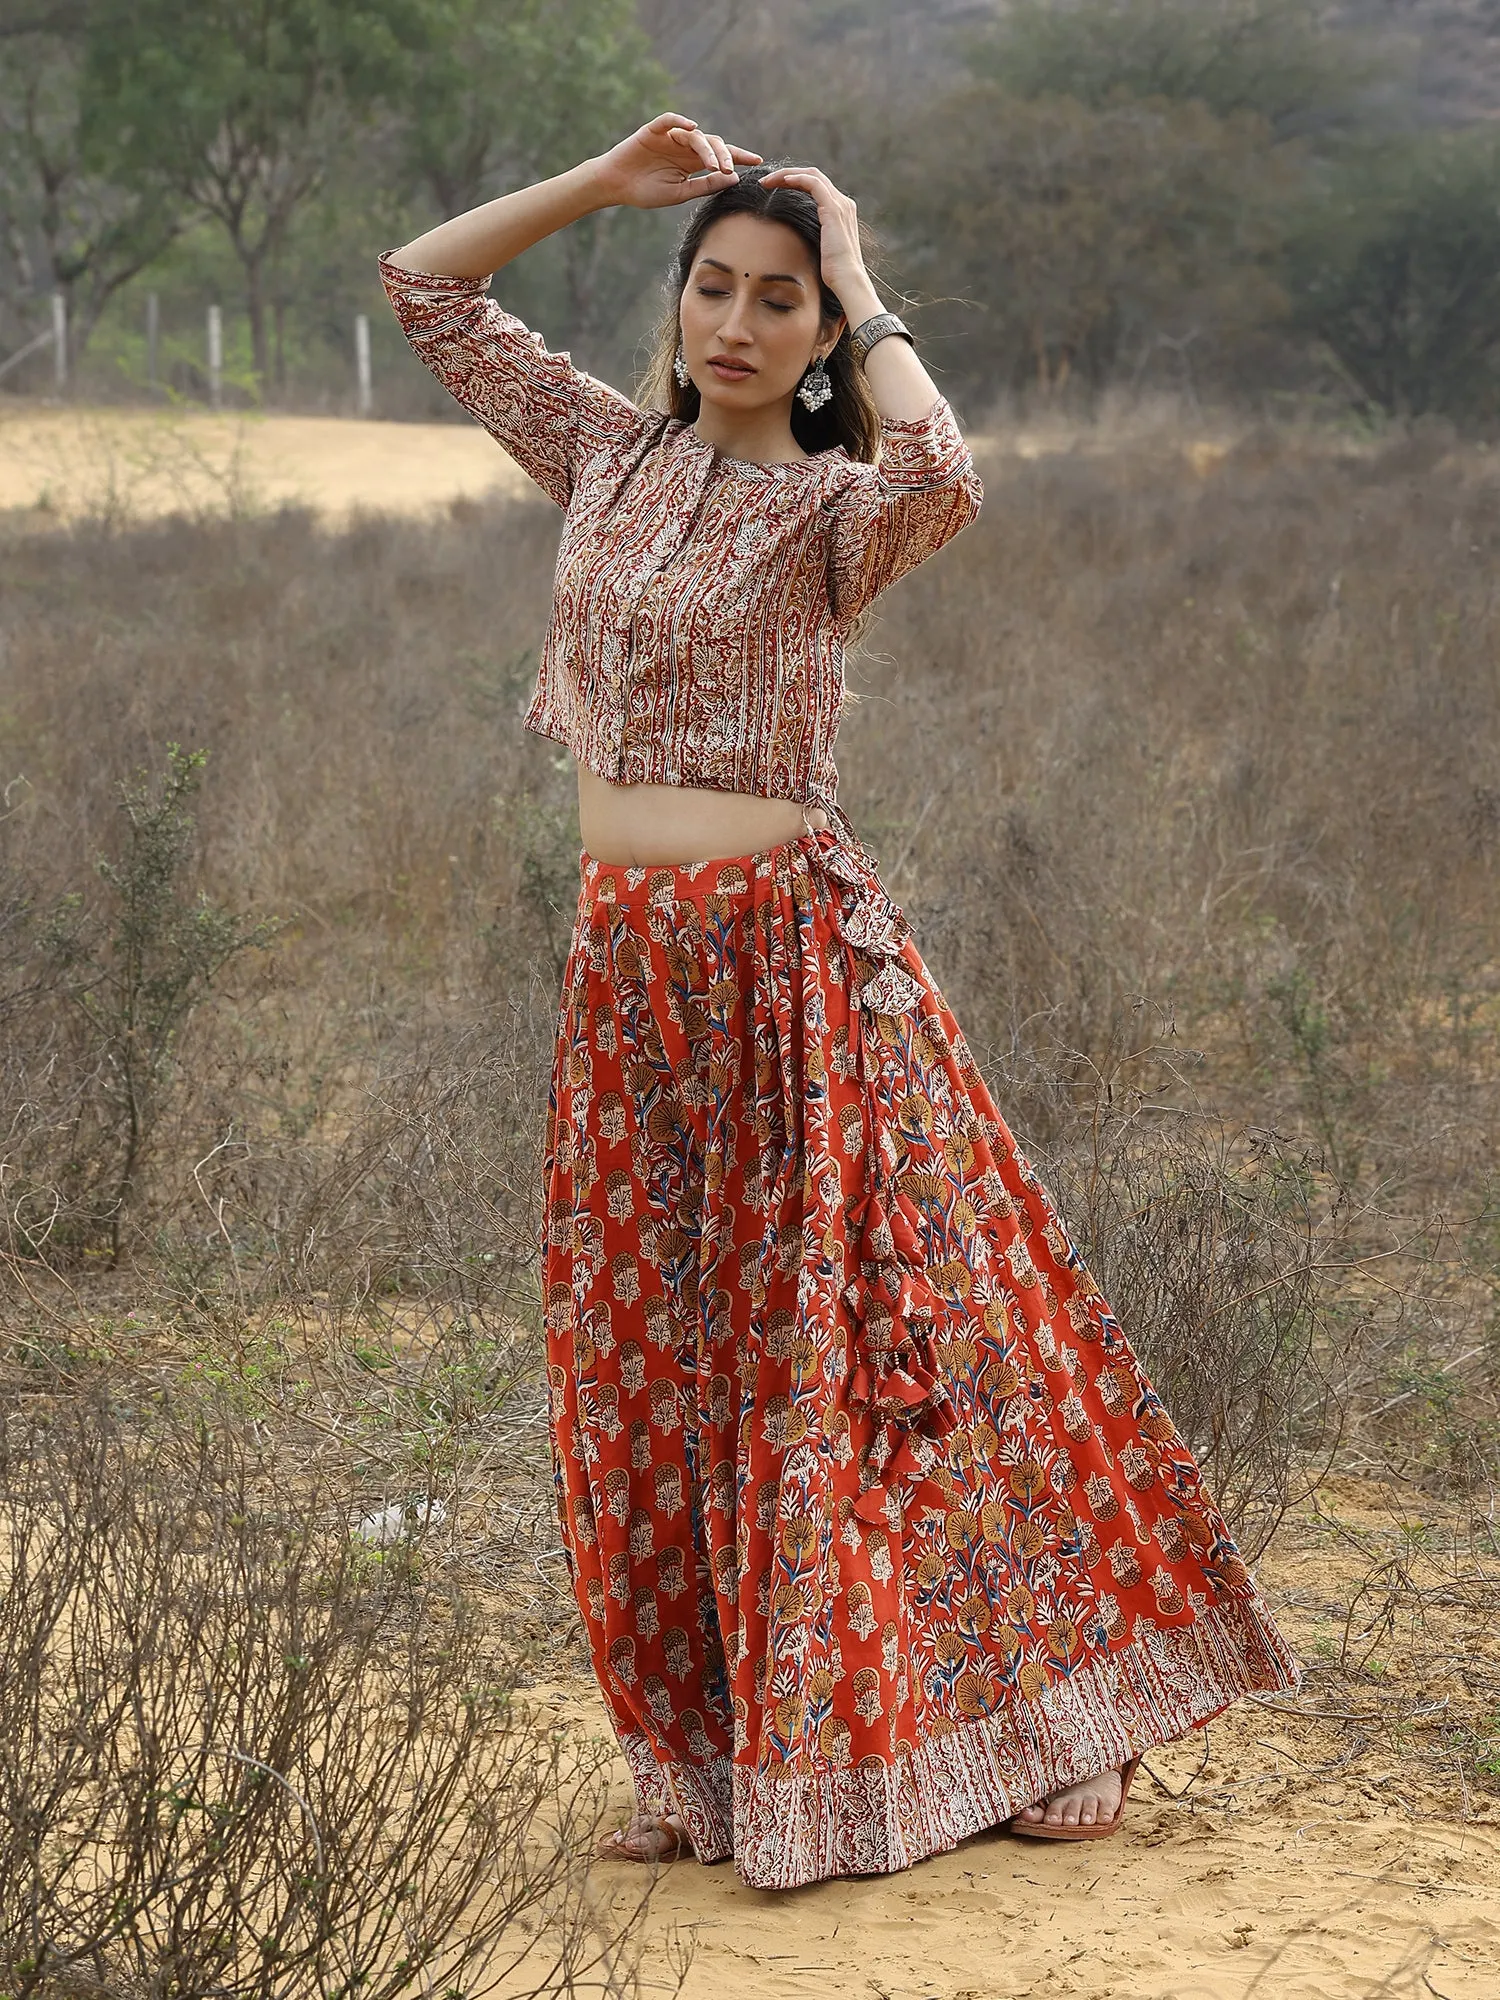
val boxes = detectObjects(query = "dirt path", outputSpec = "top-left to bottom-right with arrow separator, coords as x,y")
0,403 -> 1243,527
547,1681 -> 1497,2000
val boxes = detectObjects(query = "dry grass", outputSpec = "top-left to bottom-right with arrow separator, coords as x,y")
1,408 -> 1499,1984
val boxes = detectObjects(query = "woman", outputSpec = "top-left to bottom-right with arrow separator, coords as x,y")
382,112 -> 1300,1891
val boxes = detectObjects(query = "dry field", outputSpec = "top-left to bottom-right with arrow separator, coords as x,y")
0,397 -> 1233,526
1,402 -> 1498,1999
0,400 -> 534,522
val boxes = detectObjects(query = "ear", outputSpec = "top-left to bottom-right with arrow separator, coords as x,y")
818,312 -> 848,364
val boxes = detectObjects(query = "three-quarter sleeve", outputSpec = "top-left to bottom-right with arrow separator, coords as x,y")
379,252 -> 652,509
829,397 -> 984,625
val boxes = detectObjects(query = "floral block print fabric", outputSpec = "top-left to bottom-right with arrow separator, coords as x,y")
541,820 -> 1301,1890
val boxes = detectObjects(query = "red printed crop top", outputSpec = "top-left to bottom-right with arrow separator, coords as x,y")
379,254 -> 983,814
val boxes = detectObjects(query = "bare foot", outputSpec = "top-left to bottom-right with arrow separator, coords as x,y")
1016,1767 -> 1125,1829
598,1812 -> 692,1862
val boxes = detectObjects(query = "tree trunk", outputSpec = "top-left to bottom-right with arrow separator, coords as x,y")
1032,315 -> 1051,394
244,250 -> 268,398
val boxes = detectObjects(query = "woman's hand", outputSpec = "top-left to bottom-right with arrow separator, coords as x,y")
757,164 -> 881,321
387,117 -> 759,283
593,114 -> 762,210
761,162 -> 943,422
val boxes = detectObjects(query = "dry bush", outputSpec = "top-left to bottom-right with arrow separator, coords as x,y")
0,747 -> 278,1267
1245,1479 -> 1500,1823
0,1391 -> 642,2000
983,1006 -> 1351,1561
866,428 -> 1500,1151
0,498 -> 573,1314
192,1006 -> 559,1328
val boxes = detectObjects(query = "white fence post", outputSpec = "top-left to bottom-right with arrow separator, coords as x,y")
146,292 -> 159,392
207,303 -> 222,409
354,312 -> 372,417
51,292 -> 66,391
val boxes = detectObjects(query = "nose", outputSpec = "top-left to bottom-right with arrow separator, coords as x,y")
718,287 -> 755,346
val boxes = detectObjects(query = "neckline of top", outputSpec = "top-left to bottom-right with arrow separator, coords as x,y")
669,421 -> 850,476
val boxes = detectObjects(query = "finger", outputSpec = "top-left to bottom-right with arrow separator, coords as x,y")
700,130 -> 736,173
764,166 -> 839,195
650,112 -> 697,132
759,173 -> 817,197
684,127 -> 721,173
727,145 -> 764,164
673,169 -> 734,203
678,136 -> 737,188
667,124 -> 717,161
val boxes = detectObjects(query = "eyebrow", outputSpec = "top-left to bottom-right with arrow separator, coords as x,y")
699,256 -> 806,288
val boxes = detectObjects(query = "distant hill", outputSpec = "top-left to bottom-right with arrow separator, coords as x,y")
642,0 -> 1500,133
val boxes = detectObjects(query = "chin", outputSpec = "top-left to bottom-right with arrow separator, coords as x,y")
698,380 -> 780,411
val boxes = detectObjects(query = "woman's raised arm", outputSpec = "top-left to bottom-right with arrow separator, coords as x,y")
388,113 -> 763,279
757,163 -> 944,426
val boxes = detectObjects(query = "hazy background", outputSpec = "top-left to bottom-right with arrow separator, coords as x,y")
5,0 -> 1500,426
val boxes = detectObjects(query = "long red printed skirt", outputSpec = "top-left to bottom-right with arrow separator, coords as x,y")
540,820 -> 1300,1890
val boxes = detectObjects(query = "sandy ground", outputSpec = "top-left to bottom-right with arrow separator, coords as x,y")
0,401 -> 1237,526
0,401 -> 533,522
499,1472 -> 1500,2000
561,1699 -> 1499,2000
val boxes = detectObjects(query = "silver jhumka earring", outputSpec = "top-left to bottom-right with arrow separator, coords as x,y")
673,343 -> 691,388
796,353 -> 832,412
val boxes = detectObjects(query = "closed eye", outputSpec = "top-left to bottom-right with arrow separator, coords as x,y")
694,285 -> 796,314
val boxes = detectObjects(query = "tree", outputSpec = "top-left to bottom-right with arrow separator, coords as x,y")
1285,126 -> 1500,420
397,0 -> 669,350
0,1 -> 87,34
0,26 -> 183,365
882,83 -> 1299,402
966,0 -> 1385,143
85,0 -> 429,395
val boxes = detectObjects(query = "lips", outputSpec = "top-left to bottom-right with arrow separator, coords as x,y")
708,357 -> 756,380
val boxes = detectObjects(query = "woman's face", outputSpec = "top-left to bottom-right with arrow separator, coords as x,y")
678,213 -> 836,415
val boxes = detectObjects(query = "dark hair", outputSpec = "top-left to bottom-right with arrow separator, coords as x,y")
639,164 -> 883,464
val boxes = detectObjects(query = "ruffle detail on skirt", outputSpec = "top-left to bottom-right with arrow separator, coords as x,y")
843,1182 -> 958,1525
804,817 -> 958,1522
813,820 -> 924,1019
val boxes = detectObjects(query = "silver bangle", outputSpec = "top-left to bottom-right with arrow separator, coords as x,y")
849,312 -> 914,368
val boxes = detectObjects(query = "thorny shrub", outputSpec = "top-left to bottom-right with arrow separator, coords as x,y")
0,1393 -> 644,2000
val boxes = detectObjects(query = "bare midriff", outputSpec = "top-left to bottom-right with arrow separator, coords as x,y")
576,765 -> 829,867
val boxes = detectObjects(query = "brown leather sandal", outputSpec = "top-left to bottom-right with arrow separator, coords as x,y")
1008,1755 -> 1142,1841
595,1812 -> 692,1863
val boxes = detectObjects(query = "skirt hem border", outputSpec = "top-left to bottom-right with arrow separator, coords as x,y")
619,1590 -> 1300,1890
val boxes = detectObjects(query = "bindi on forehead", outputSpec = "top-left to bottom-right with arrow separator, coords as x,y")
698,256 -> 808,288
